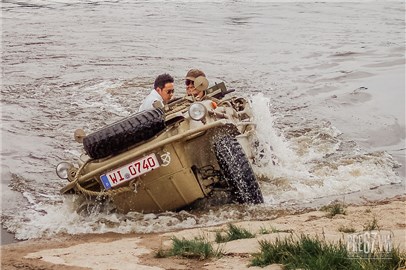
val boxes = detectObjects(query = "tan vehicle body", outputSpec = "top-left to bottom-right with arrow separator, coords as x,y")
59,82 -> 263,213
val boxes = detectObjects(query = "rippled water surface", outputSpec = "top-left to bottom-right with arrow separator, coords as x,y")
1,0 -> 405,242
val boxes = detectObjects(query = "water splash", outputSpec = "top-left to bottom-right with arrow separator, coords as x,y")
249,93 -> 402,206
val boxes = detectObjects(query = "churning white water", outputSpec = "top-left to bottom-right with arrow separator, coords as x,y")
1,0 -> 404,242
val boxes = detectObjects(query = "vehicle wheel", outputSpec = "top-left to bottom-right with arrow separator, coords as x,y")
83,108 -> 165,159
76,200 -> 100,215
75,196 -> 116,215
214,136 -> 264,204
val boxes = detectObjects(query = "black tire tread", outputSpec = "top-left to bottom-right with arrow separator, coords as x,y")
214,136 -> 264,204
83,109 -> 165,159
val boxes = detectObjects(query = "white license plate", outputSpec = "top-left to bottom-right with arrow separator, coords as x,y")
100,153 -> 160,190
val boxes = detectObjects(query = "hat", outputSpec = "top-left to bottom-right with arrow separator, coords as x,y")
185,69 -> 206,81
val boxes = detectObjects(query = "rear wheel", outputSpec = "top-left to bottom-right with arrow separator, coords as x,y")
214,136 -> 264,204
83,108 -> 165,159
75,196 -> 116,216
76,199 -> 100,215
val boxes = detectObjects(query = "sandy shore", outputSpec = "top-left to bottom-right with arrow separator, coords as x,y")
1,196 -> 405,270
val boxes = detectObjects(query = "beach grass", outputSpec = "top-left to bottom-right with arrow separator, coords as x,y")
363,216 -> 380,231
215,223 -> 256,243
321,202 -> 347,218
259,225 -> 293,235
250,234 -> 406,270
155,236 -> 223,260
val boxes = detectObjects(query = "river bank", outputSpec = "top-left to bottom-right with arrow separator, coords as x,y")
1,196 -> 405,270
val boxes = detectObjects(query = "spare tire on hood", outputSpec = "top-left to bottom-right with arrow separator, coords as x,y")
83,108 -> 165,159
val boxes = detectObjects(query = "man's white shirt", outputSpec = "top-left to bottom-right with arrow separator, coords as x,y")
138,89 -> 163,112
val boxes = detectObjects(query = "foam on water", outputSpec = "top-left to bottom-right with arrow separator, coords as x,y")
70,80 -> 131,117
250,93 -> 402,205
2,0 -> 404,242
2,196 -> 238,240
4,92 -> 400,241
1,91 -> 402,241
250,93 -> 310,173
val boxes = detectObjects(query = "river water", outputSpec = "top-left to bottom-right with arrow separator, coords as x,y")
1,0 -> 405,243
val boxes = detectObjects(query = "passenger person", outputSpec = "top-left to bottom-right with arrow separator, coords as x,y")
138,73 -> 175,112
185,68 -> 206,100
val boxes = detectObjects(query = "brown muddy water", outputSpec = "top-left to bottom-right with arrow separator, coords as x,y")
1,1 -> 405,244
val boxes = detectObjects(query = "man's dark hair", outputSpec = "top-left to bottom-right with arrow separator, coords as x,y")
154,73 -> 174,90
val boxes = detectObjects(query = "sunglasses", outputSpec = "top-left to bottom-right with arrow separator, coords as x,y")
185,79 -> 194,86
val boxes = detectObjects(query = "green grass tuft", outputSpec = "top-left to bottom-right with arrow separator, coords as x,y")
321,203 -> 347,218
259,225 -> 293,234
258,226 -> 271,235
155,236 -> 222,260
363,216 -> 380,231
215,223 -> 256,243
250,234 -> 405,270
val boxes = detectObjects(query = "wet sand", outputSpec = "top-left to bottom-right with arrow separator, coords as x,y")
1,196 -> 405,270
